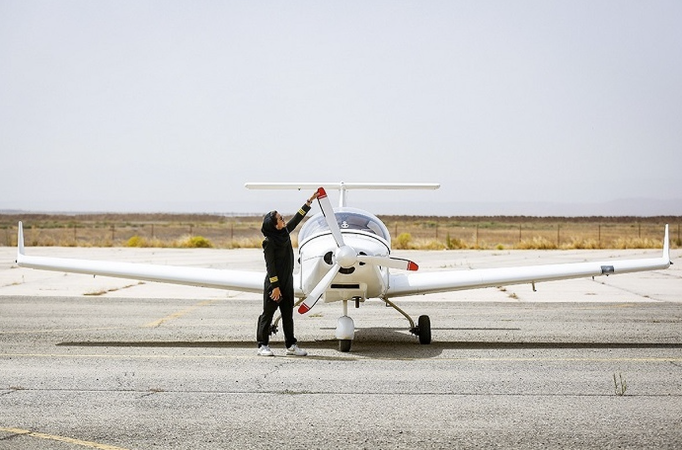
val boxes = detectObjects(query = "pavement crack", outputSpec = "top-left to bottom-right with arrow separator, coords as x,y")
139,388 -> 165,398
262,362 -> 283,380
255,360 -> 287,390
0,432 -> 25,441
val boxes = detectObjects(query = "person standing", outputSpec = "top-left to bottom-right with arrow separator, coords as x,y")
257,190 -> 319,356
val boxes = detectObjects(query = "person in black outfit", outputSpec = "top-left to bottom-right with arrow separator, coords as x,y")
257,190 -> 319,356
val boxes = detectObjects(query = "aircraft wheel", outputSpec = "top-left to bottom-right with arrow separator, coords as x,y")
339,339 -> 352,352
418,315 -> 431,345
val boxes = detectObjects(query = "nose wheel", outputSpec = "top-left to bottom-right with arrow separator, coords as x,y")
339,339 -> 352,352
336,313 -> 355,352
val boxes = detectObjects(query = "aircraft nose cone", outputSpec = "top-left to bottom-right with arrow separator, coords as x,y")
335,246 -> 357,268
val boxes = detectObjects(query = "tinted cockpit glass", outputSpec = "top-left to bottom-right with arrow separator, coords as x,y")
299,207 -> 390,243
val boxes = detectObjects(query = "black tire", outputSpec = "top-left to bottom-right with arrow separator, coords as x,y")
339,339 -> 352,352
418,315 -> 431,345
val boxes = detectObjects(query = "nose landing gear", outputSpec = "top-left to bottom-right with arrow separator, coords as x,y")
334,300 -> 355,352
335,314 -> 355,352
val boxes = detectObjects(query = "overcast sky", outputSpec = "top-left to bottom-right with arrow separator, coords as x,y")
1,1 -> 681,216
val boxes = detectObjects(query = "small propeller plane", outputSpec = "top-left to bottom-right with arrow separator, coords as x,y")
15,182 -> 671,352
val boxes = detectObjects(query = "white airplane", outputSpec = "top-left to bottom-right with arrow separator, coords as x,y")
15,182 -> 671,352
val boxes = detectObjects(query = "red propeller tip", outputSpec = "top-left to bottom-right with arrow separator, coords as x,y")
317,187 -> 327,199
298,303 -> 311,315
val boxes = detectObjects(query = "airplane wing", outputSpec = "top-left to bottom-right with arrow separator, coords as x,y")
387,225 -> 671,298
15,222 -> 264,294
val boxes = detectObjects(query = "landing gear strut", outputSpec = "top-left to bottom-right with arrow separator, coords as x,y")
384,298 -> 432,345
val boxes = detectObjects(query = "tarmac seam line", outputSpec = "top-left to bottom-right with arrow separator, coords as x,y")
0,427 -> 131,450
142,299 -> 216,328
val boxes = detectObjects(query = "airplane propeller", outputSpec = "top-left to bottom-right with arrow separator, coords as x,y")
298,187 -> 419,315
317,186 -> 345,247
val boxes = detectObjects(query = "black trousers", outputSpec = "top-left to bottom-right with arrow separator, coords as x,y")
256,288 -> 297,349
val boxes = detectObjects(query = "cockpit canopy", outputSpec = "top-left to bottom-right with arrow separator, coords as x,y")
299,207 -> 391,244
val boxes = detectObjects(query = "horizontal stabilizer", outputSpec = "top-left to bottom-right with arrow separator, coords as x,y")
245,182 -> 440,191
246,181 -> 439,208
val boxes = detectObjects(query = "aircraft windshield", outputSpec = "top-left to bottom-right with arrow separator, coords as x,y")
299,207 -> 390,243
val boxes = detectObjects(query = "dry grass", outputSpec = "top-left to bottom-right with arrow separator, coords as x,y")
2,213 -> 680,250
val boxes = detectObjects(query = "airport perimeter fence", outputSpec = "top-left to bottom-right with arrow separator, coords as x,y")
2,215 -> 680,250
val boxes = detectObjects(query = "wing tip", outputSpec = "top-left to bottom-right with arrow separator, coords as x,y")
663,224 -> 670,263
17,221 -> 25,258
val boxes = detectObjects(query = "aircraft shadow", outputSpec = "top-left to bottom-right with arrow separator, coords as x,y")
57,330 -> 682,361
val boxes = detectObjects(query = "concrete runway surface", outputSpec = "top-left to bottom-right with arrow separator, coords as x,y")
1,247 -> 681,449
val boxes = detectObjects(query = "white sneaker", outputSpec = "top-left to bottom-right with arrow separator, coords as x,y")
258,345 -> 274,356
286,344 -> 307,356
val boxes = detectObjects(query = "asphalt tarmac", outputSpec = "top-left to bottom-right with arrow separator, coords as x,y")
1,247 -> 681,449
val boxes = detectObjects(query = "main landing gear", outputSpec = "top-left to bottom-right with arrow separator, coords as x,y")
272,298 -> 432,353
383,298 -> 431,346
334,298 -> 432,352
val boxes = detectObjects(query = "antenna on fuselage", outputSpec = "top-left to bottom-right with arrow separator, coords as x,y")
339,181 -> 347,207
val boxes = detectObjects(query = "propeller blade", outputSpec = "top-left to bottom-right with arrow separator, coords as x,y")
357,255 -> 419,271
316,187 -> 345,248
298,263 -> 340,315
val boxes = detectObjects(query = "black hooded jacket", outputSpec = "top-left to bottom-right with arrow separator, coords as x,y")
261,203 -> 311,295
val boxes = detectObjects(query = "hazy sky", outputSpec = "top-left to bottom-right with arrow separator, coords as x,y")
2,1 -> 681,215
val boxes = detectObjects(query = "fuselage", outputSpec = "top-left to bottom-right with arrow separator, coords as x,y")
297,207 -> 392,303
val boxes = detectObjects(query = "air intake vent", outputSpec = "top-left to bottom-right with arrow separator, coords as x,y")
330,284 -> 361,289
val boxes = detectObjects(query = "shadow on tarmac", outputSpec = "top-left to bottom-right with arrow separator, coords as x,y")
56,324 -> 682,361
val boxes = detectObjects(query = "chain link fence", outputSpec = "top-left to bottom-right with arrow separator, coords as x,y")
2,214 -> 680,249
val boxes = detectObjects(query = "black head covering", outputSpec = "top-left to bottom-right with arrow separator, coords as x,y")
261,210 -> 291,246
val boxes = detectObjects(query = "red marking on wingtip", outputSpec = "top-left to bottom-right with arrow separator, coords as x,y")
298,303 -> 311,314
317,187 -> 327,199
408,261 -> 419,271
